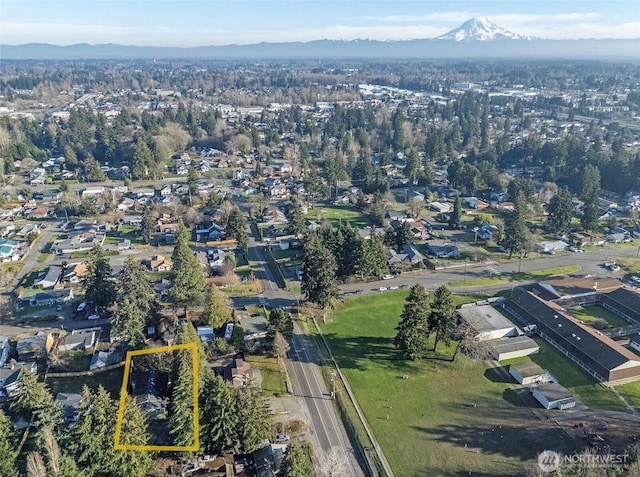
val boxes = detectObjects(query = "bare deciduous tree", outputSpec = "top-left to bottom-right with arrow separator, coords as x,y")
317,447 -> 348,477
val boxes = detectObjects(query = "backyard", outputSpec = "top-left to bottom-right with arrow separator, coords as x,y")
320,290 -> 578,476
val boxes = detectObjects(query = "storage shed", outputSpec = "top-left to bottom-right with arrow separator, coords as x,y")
509,362 -> 548,385
531,383 -> 575,410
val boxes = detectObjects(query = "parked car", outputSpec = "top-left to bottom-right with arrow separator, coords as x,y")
275,434 -> 290,442
381,274 -> 394,280
87,313 -> 100,320
630,276 -> 640,284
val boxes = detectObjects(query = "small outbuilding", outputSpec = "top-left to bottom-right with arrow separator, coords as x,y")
509,362 -> 549,385
486,335 -> 539,361
531,383 -> 575,410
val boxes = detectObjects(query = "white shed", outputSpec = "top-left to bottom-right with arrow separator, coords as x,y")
531,383 -> 575,410
509,362 -> 548,385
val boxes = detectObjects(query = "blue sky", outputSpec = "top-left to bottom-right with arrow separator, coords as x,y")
2,0 -> 639,46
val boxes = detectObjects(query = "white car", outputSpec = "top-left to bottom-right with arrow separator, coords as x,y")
381,274 -> 394,280
631,276 -> 640,284
378,287 -> 388,291
87,313 -> 100,320
275,434 -> 290,442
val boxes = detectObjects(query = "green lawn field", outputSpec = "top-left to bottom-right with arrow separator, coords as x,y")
571,305 -> 630,329
307,205 -> 372,229
321,290 -> 576,476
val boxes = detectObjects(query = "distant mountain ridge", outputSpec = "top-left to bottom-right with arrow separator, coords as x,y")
1,18 -> 639,60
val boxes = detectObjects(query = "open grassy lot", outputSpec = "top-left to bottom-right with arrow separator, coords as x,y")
615,381 -> 640,408
245,354 -> 288,397
46,366 -> 124,398
449,264 -> 581,288
307,205 -> 372,229
321,290 -> 577,476
571,305 -> 630,329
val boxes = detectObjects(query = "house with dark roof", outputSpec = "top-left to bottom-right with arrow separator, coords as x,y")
503,291 -> 640,383
131,369 -> 169,420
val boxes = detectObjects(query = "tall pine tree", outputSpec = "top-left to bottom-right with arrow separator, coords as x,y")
428,285 -> 456,353
395,284 -> 430,360
170,222 -> 205,319
301,233 -> 338,308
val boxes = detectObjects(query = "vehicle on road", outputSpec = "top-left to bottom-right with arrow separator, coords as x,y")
389,285 -> 399,290
381,274 -> 394,280
56,304 -> 62,311
87,313 -> 100,320
76,301 -> 87,312
378,286 -> 388,291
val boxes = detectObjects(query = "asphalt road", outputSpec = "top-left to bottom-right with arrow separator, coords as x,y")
242,238 -> 365,476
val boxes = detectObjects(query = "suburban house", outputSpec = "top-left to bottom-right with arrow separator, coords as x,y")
50,235 -> 106,255
55,392 -> 83,427
34,266 -> 61,289
429,202 -> 453,214
262,206 -> 288,224
534,240 -> 569,254
90,349 -> 122,370
571,232 -> 606,247
144,255 -> 173,272
62,262 -> 87,283
226,358 -> 255,390
0,362 -> 38,397
0,238 -> 19,259
402,244 -> 426,265
462,197 -> 489,210
29,289 -> 74,307
16,332 -> 53,361
427,244 -> 461,259
57,331 -> 96,352
196,223 -> 223,242
606,227 -> 631,243
131,369 -> 169,420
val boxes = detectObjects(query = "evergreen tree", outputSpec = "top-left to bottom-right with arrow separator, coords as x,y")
9,371 -> 62,434
117,258 -> 159,320
580,164 -> 601,201
395,284 -> 430,360
301,234 -> 338,308
84,246 -> 116,308
236,384 -> 273,454
200,284 -> 232,329
395,221 -> 412,250
546,187 -> 573,234
70,386 -> 152,477
199,375 -> 240,453
170,222 -> 205,318
287,200 -> 306,236
83,156 -> 107,182
428,285 -> 456,353
131,138 -> 152,179
226,206 -> 248,249
0,410 -> 18,477
111,297 -> 147,349
502,192 -> 527,259
169,341 -> 196,449
358,234 -> 389,278
140,207 -> 156,244
449,196 -> 462,229
280,443 -> 314,477
267,308 -> 293,341
581,191 -> 600,232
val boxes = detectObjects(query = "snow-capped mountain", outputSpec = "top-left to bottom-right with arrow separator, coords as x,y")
437,17 -> 534,41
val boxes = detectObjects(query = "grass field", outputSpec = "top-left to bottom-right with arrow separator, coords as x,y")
46,367 -> 124,398
307,205 -> 372,229
571,305 -> 630,329
450,265 -> 582,287
321,290 -> 578,476
245,354 -> 288,397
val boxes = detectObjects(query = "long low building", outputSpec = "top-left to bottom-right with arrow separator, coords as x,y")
503,291 -> 640,384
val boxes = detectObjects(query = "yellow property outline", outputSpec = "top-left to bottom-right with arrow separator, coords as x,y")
114,343 -> 199,451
